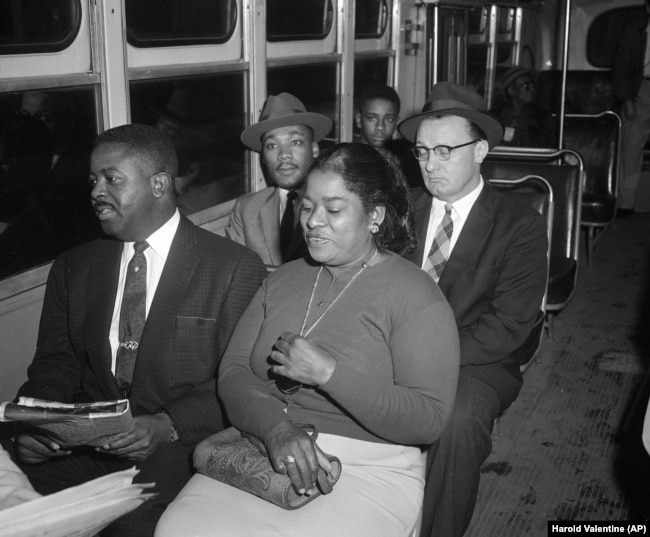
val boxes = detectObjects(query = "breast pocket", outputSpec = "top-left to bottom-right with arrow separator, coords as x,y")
171,317 -> 219,385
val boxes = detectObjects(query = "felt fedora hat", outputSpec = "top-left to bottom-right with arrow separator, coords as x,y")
241,93 -> 333,152
501,66 -> 532,91
398,82 -> 504,149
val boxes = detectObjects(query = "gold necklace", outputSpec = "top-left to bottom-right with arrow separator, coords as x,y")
299,250 -> 377,337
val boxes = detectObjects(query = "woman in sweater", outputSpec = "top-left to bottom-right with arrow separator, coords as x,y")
156,143 -> 459,537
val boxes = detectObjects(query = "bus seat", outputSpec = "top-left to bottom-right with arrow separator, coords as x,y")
488,175 -> 553,370
563,112 -> 621,266
536,70 -> 618,116
483,151 -> 584,337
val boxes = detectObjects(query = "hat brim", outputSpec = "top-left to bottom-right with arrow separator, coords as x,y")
398,107 -> 504,149
241,112 -> 333,152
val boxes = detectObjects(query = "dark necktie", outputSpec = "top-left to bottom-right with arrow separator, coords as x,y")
115,241 -> 149,397
425,204 -> 454,283
280,190 -> 298,260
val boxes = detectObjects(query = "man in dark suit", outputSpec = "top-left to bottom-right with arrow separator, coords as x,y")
12,124 -> 267,537
398,83 -> 548,537
225,93 -> 332,266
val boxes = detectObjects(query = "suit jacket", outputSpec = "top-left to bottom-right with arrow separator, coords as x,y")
18,216 -> 267,443
224,187 -> 305,267
406,184 -> 548,408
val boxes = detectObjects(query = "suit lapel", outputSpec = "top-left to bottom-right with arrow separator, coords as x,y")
85,239 -> 123,399
259,190 -> 282,266
438,187 -> 495,291
129,216 -> 200,407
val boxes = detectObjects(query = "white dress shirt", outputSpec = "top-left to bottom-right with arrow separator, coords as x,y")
421,179 -> 484,268
109,209 -> 181,372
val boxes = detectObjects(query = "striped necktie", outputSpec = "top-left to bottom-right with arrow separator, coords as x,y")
115,241 -> 149,397
424,204 -> 454,283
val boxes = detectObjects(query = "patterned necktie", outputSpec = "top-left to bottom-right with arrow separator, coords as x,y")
280,190 -> 298,260
424,204 -> 454,283
115,241 -> 149,397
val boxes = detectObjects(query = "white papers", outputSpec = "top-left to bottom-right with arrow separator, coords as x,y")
0,467 -> 155,537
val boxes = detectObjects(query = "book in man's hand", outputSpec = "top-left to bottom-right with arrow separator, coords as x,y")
0,398 -> 133,448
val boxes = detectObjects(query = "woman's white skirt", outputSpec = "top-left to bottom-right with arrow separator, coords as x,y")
155,434 -> 425,537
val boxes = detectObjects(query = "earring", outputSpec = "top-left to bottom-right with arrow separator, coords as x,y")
370,223 -> 379,234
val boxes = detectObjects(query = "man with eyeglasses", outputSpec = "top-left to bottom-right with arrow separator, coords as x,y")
399,82 -> 548,537
489,66 -> 556,148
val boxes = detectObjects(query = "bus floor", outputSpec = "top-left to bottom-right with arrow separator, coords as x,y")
465,212 -> 650,535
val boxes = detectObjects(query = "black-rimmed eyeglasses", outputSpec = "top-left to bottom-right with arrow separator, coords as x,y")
412,139 -> 480,162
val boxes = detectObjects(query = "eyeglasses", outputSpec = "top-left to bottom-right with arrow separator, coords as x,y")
517,81 -> 535,90
412,139 -> 480,162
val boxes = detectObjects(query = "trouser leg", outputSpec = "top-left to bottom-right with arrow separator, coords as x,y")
619,80 -> 650,210
15,442 -> 194,537
420,375 -> 503,537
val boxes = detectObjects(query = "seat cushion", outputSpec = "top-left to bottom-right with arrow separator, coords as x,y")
581,194 -> 616,224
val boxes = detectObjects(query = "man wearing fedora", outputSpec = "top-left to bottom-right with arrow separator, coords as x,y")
490,66 -> 556,148
225,93 -> 332,266
399,82 -> 548,537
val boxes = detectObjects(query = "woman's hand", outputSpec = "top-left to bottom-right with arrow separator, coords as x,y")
266,421 -> 333,495
271,332 -> 336,387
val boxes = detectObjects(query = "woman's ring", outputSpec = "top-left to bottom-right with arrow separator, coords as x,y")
285,455 -> 296,464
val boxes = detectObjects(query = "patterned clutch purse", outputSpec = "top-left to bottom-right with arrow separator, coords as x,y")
193,425 -> 342,510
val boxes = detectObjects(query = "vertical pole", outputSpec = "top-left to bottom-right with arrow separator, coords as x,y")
559,0 -> 571,149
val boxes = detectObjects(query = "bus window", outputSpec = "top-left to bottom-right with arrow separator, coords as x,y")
587,6 -> 646,68
0,0 -> 81,54
355,0 -> 389,39
130,74 -> 247,215
0,88 -> 99,280
267,63 -> 337,148
125,0 -> 237,47
266,0 -> 333,42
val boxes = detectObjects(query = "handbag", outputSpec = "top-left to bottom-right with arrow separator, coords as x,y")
193,424 -> 342,510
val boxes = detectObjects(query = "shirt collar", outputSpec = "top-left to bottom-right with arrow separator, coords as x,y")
433,178 -> 484,220
123,209 -> 181,261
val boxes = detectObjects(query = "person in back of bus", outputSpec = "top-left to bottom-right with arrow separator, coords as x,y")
11,124 -> 267,537
355,83 -> 423,188
490,66 -> 556,149
225,93 -> 332,267
398,82 -> 548,537
612,0 -> 650,218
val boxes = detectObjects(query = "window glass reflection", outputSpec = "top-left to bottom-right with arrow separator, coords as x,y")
267,0 -> 333,42
0,88 -> 99,280
130,74 -> 247,214
125,0 -> 237,47
355,0 -> 388,39
0,0 -> 80,54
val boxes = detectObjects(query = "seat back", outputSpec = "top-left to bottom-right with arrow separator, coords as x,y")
488,175 -> 554,370
483,152 -> 582,262
482,149 -> 583,312
563,112 -> 621,225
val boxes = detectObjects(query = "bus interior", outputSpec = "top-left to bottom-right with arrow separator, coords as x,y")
2,0 -> 650,533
